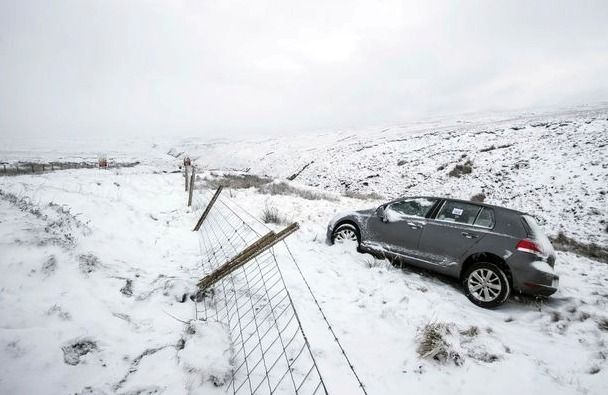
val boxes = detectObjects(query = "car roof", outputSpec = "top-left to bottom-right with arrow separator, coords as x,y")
389,196 -> 526,216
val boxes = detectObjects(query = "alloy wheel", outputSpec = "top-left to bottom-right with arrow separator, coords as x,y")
467,268 -> 502,302
334,228 -> 358,242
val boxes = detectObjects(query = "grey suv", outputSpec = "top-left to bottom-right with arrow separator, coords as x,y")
327,197 -> 559,308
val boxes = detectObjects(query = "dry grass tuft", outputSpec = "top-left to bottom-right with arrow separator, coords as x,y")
416,322 -> 463,366
261,204 -> 285,224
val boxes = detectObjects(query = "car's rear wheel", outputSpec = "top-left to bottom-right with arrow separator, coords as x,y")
463,262 -> 510,308
331,223 -> 360,245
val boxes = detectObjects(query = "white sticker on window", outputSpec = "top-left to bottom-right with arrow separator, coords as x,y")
452,208 -> 464,216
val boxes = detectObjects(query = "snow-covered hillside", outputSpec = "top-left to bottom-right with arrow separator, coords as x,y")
173,106 -> 608,248
1,106 -> 608,394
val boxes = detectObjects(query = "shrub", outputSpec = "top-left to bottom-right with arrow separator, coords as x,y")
479,145 -> 496,152
343,190 -> 385,200
261,205 -> 284,224
204,173 -> 272,189
550,232 -> 608,263
258,181 -> 338,201
470,193 -> 486,203
448,160 -> 473,177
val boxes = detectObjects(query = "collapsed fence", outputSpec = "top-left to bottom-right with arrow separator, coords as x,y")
184,165 -> 368,395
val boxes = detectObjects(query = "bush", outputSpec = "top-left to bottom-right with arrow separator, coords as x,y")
257,181 -> 338,201
448,160 -> 473,177
550,232 -> 608,263
204,173 -> 272,189
343,190 -> 385,200
470,193 -> 486,203
261,205 -> 284,224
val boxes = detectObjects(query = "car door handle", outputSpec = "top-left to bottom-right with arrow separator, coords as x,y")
461,232 -> 478,239
407,222 -> 423,230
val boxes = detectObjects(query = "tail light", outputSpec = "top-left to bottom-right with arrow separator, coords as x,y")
516,239 -> 544,256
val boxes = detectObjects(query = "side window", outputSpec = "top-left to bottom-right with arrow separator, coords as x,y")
387,198 -> 436,219
474,208 -> 495,228
436,201 -> 481,225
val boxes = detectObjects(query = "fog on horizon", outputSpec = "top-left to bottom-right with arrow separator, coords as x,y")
1,0 -> 608,141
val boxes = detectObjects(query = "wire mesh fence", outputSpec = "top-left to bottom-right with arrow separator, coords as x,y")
192,188 -> 327,395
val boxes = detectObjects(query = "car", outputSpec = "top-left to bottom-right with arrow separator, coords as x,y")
327,196 -> 559,308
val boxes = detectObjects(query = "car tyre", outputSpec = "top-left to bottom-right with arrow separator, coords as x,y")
331,223 -> 360,246
463,262 -> 510,308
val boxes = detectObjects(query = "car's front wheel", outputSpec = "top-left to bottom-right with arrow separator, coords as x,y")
463,262 -> 510,308
331,223 -> 360,245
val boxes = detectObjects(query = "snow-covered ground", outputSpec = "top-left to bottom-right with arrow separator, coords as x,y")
1,106 -> 608,394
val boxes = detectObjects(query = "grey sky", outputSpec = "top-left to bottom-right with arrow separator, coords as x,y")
1,0 -> 607,139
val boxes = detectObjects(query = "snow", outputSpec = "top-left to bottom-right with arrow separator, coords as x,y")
1,106 -> 608,394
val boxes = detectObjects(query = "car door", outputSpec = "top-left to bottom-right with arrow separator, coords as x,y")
365,197 -> 438,261
417,200 -> 493,275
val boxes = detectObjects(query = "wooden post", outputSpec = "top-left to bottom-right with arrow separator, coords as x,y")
197,223 -> 300,290
187,167 -> 195,207
42,164 -> 45,171
2,164 -> 5,174
184,166 -> 189,192
51,163 -> 54,171
31,164 -> 35,173
193,186 -> 223,231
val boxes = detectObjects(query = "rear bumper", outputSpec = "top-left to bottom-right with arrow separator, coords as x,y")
511,258 -> 559,296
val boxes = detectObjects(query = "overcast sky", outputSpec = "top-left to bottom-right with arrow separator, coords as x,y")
1,0 -> 608,139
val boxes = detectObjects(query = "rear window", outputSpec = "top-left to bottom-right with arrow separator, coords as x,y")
521,215 -> 553,253
522,215 -> 547,238
436,201 -> 481,225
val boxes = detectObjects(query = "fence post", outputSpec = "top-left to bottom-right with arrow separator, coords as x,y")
187,168 -> 195,207
31,164 -> 35,173
51,163 -> 54,171
193,186 -> 223,231
185,166 -> 189,192
2,164 -> 5,174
